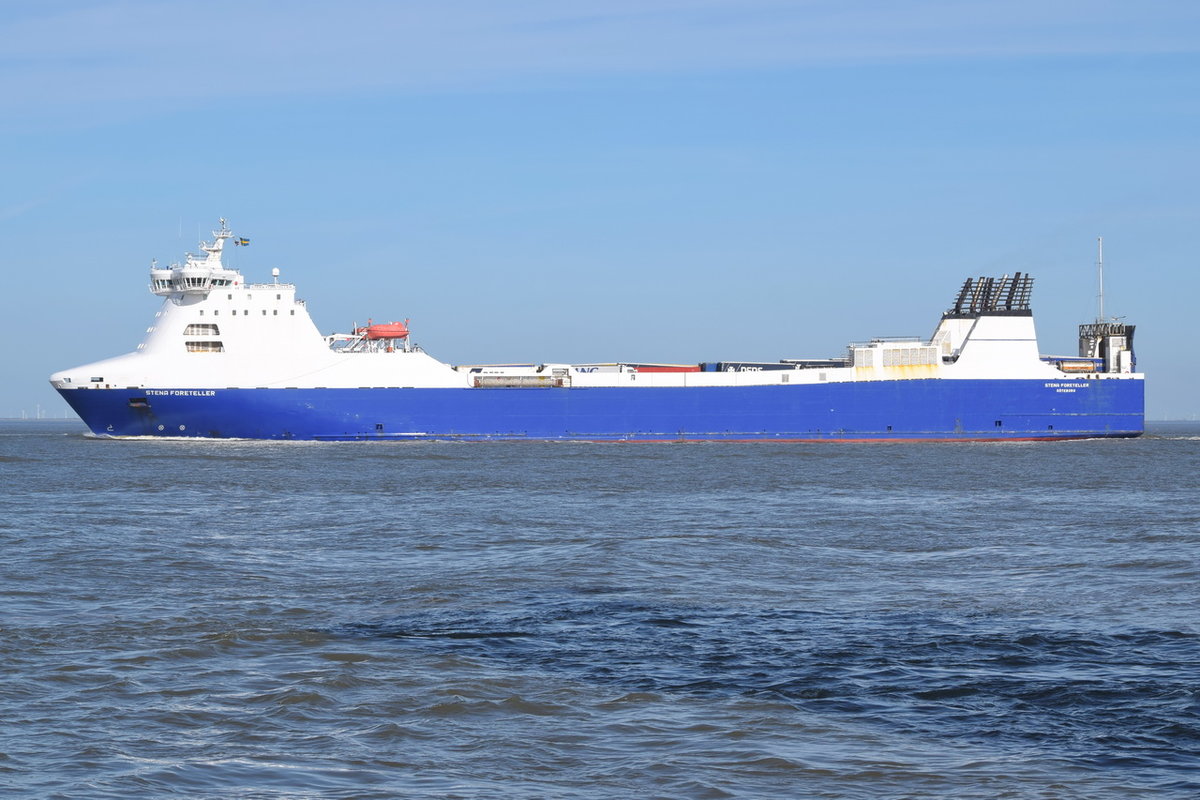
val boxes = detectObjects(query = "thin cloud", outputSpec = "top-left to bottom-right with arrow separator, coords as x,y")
0,168 -> 103,220
2,0 -> 1198,119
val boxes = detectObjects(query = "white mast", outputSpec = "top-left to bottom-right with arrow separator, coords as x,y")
1096,236 -> 1105,323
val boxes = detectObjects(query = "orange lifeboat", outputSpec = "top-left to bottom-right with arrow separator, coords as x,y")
356,319 -> 411,339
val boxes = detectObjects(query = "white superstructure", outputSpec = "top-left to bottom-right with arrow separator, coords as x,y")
52,221 -> 464,392
50,224 -> 1140,394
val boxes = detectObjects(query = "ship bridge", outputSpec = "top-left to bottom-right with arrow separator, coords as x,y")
150,219 -> 243,298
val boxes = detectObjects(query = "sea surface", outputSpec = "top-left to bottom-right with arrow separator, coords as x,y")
2,420 -> 1198,799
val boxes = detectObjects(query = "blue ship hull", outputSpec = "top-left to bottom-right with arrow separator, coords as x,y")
59,379 -> 1145,441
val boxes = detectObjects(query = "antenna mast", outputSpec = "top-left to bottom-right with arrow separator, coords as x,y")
1096,236 -> 1104,323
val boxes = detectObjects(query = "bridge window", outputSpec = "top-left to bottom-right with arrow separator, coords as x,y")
184,324 -> 220,336
186,341 -> 225,353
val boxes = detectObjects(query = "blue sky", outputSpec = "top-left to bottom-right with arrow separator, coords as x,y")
4,0 -> 1199,418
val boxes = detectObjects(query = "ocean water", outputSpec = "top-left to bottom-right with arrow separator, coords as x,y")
2,420 -> 1198,799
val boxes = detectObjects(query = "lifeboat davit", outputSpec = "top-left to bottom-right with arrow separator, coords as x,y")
355,319 -> 410,340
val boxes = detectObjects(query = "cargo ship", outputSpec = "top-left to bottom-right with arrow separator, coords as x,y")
50,220 -> 1144,441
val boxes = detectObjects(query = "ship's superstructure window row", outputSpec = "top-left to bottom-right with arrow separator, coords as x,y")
185,341 -> 225,353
